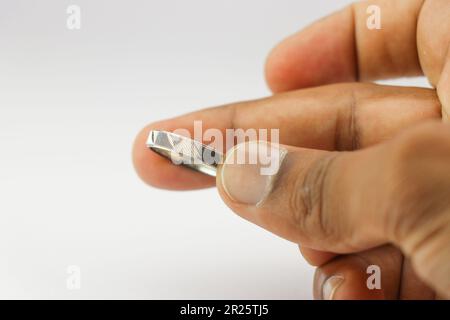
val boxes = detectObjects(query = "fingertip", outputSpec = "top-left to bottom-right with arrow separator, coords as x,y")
132,122 -> 215,190
264,32 -> 320,93
132,123 -> 167,188
264,7 -> 356,93
313,257 -> 385,300
264,40 -> 297,93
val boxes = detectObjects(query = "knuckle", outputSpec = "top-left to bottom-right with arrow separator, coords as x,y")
386,122 -> 450,243
286,170 -> 308,230
288,153 -> 340,243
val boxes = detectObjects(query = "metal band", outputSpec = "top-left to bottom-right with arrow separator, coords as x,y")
146,130 -> 223,177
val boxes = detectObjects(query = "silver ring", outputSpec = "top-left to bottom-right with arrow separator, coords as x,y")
146,130 -> 223,177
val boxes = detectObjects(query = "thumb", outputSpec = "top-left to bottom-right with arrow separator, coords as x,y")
216,122 -> 450,297
216,140 -> 390,252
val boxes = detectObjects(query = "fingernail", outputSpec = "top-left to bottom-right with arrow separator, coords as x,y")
322,275 -> 344,300
220,141 -> 287,206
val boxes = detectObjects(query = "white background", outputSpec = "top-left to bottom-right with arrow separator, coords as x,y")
0,0 -> 428,299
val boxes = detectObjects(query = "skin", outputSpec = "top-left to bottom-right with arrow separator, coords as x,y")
133,0 -> 450,299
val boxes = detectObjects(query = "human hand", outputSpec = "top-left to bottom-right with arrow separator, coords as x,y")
133,0 -> 450,299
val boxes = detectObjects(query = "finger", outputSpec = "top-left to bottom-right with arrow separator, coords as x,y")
133,84 -> 440,189
308,252 -> 440,299
217,121 -> 450,295
266,0 -> 450,119
314,246 -> 403,300
265,0 -> 425,92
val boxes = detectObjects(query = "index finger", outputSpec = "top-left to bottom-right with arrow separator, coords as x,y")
132,84 -> 440,190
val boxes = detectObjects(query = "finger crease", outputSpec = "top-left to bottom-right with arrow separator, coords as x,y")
302,153 -> 340,240
349,89 -> 360,150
